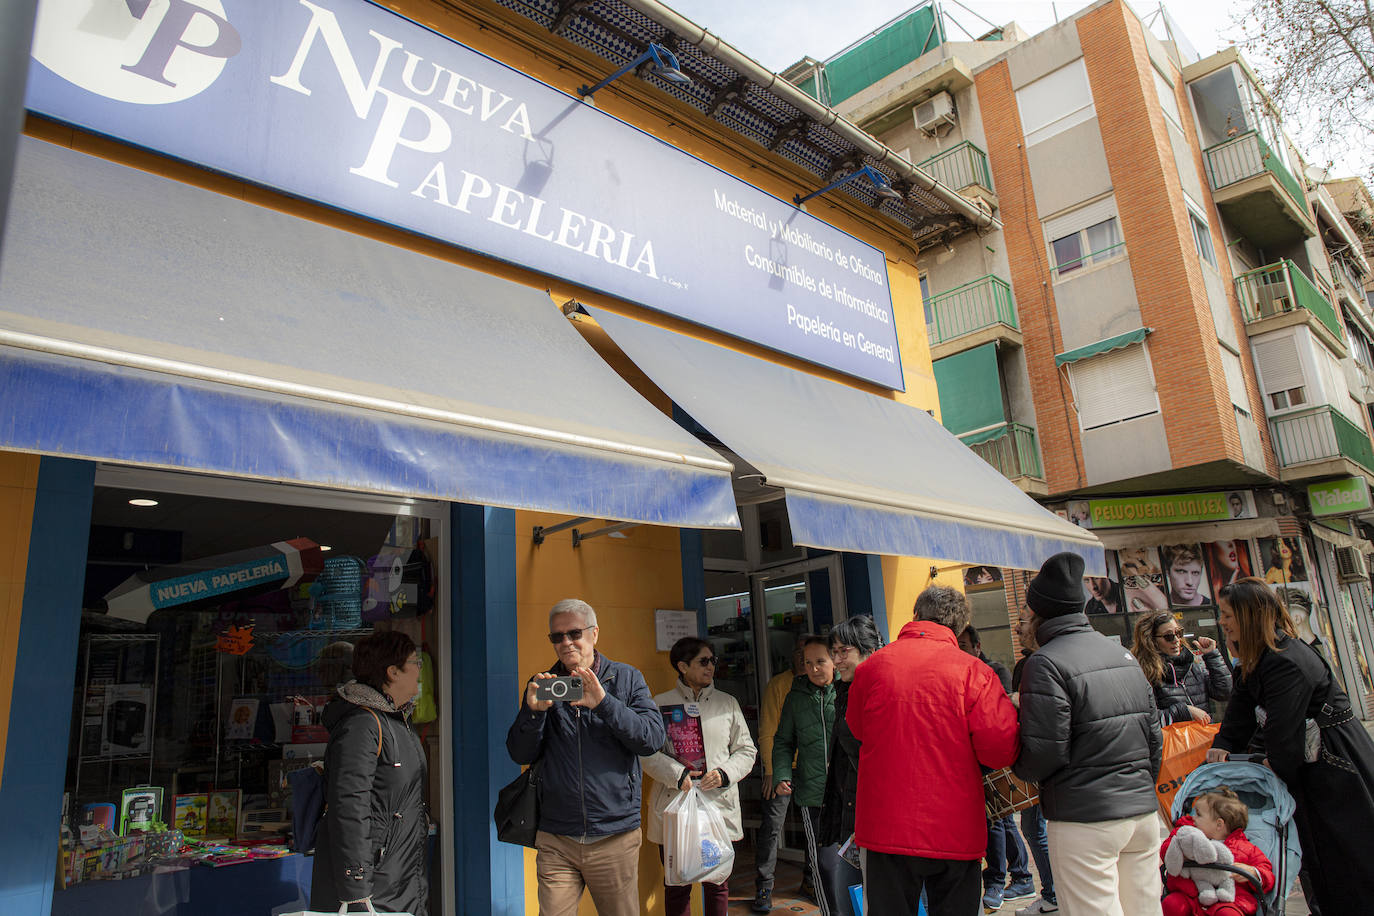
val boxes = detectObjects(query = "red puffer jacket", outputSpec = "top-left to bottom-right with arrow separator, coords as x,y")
1162,816 -> 1275,915
846,620 -> 1019,858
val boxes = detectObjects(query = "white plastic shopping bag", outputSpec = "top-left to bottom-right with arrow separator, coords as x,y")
280,901 -> 413,916
662,784 -> 734,886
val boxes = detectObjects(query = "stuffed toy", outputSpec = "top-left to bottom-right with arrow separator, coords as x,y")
1164,824 -> 1236,906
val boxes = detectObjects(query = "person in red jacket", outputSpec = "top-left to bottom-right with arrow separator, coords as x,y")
1161,787 -> 1274,916
847,585 -> 1020,915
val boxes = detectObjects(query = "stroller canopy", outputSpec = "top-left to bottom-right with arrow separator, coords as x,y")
1171,761 -> 1301,905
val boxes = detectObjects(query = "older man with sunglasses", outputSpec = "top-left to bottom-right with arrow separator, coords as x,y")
506,598 -> 666,916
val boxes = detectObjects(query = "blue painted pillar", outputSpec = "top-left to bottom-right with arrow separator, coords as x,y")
452,504 -> 523,915
680,529 -> 705,634
0,457 -> 95,916
842,552 -> 888,638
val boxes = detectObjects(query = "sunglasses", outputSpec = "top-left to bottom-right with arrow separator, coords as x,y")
1156,631 -> 1183,642
694,656 -> 718,667
548,627 -> 592,644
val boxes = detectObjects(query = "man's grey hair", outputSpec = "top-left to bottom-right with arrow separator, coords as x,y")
914,585 -> 971,633
549,598 -> 598,629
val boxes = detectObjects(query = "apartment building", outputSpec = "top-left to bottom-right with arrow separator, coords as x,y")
795,0 -> 1374,713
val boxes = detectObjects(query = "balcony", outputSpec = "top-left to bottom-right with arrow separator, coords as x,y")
960,423 -> 1047,493
1203,131 -> 1316,248
917,141 -> 996,206
1269,405 -> 1374,481
1331,255 -> 1366,308
926,274 -> 1022,359
1234,260 -> 1346,354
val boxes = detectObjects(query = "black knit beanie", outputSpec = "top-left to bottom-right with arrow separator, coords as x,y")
1026,552 -> 1087,618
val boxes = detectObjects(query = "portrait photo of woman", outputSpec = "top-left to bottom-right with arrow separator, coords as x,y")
1203,539 -> 1253,596
1162,543 -> 1211,607
1260,536 -> 1308,584
1117,546 -> 1169,614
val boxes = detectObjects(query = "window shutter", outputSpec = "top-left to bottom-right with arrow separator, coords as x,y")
1044,196 -> 1118,244
1070,344 -> 1159,430
1017,58 -> 1096,145
1220,346 -> 1250,412
1251,335 -> 1305,393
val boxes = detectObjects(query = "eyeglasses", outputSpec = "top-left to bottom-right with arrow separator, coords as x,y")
548,628 -> 591,644
1123,573 -> 1164,588
694,656 -> 718,667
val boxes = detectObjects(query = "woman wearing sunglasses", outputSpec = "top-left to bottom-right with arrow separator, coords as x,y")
642,637 -> 757,916
1129,610 -> 1230,724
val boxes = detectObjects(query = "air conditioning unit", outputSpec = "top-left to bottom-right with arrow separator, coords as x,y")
1335,546 -> 1369,581
914,91 -> 956,135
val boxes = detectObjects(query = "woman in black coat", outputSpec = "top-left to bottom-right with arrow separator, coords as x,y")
311,630 -> 429,916
1207,578 -> 1374,912
1129,609 -> 1230,723
818,616 -> 883,916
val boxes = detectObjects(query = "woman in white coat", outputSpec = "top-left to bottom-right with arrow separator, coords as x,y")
643,636 -> 758,916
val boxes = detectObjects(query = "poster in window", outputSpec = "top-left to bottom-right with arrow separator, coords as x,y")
1203,540 -> 1253,595
173,794 -> 208,837
225,698 -> 259,741
207,790 -> 240,838
100,685 -> 152,756
1085,553 -> 1123,615
1161,543 -> 1211,607
1258,537 -> 1307,584
1117,547 -> 1169,614
963,565 -> 1003,592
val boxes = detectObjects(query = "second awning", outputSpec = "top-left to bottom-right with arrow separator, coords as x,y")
589,308 -> 1104,573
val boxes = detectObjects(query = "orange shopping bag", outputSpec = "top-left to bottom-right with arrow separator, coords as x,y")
1155,721 -> 1221,819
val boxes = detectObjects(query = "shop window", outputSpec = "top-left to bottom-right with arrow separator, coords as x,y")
56,480 -> 444,916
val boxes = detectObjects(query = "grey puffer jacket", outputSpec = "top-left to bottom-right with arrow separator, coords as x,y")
1013,613 -> 1162,823
1154,649 -> 1232,723
311,681 -> 428,916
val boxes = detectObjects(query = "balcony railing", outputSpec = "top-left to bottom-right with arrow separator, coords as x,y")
1203,130 -> 1306,210
1233,259 -> 1342,340
1332,256 -> 1364,300
1270,405 -> 1374,474
917,141 -> 993,193
927,274 -> 1018,346
960,423 -> 1044,481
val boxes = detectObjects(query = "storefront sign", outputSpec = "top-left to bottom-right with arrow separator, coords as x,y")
25,0 -> 903,389
1307,477 -> 1372,517
1081,491 -> 1257,529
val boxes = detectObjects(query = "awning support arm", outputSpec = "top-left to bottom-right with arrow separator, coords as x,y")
573,521 -> 640,547
532,517 -> 592,545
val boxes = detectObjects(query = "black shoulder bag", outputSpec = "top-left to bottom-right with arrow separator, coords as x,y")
493,757 -> 541,847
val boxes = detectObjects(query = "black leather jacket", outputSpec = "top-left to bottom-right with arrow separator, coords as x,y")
1013,613 -> 1162,822
1154,649 -> 1232,722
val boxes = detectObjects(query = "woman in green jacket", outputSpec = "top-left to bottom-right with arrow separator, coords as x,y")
772,635 -> 837,915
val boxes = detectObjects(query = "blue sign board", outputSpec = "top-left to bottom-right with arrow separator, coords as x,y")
25,0 -> 904,389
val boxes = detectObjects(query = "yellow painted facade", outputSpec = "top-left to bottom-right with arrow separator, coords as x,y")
0,451 -> 40,792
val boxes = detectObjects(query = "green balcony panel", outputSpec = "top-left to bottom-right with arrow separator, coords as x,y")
1204,131 -> 1305,209
959,422 -> 1044,481
1269,405 -> 1374,475
1202,131 -> 1313,248
932,342 -> 1004,436
819,2 -> 945,106
1234,260 -> 1341,340
927,275 -> 1018,346
918,141 -> 993,193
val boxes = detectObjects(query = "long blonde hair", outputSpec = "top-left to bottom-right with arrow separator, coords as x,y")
1129,610 -> 1175,686
1217,577 -> 1297,677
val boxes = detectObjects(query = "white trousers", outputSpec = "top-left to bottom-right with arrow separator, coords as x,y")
1046,812 -> 1162,916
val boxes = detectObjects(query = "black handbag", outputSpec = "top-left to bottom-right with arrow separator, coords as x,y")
493,758 -> 540,847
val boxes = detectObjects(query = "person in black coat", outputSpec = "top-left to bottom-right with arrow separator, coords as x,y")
1129,609 -> 1231,724
1208,578 -> 1374,912
818,615 -> 884,916
311,630 -> 429,916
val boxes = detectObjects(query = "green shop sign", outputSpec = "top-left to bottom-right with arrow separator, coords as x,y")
1307,477 -> 1372,517
1087,492 -> 1246,529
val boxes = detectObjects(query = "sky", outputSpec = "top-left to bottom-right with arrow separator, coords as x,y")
662,0 -> 1249,73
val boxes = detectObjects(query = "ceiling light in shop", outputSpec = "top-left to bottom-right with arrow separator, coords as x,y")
128,498 -> 159,507
319,545 -> 333,551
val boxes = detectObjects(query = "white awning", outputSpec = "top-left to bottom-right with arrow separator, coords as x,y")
588,307 -> 1104,572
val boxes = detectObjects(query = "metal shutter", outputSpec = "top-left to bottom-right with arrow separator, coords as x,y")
1251,335 -> 1305,394
1070,343 -> 1159,430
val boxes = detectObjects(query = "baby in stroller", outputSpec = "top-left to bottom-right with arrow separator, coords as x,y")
1161,787 -> 1275,916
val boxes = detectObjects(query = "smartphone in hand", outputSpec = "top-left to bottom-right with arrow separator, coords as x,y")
534,676 -> 584,702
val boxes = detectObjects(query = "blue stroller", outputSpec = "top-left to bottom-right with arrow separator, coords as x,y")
1169,760 -> 1302,916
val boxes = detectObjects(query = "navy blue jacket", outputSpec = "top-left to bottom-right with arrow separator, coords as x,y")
506,653 -> 666,838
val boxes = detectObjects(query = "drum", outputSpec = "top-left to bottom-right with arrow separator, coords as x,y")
983,767 -> 1038,820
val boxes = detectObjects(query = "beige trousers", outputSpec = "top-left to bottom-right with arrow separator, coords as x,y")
535,828 -> 641,916
1046,812 -> 1162,916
